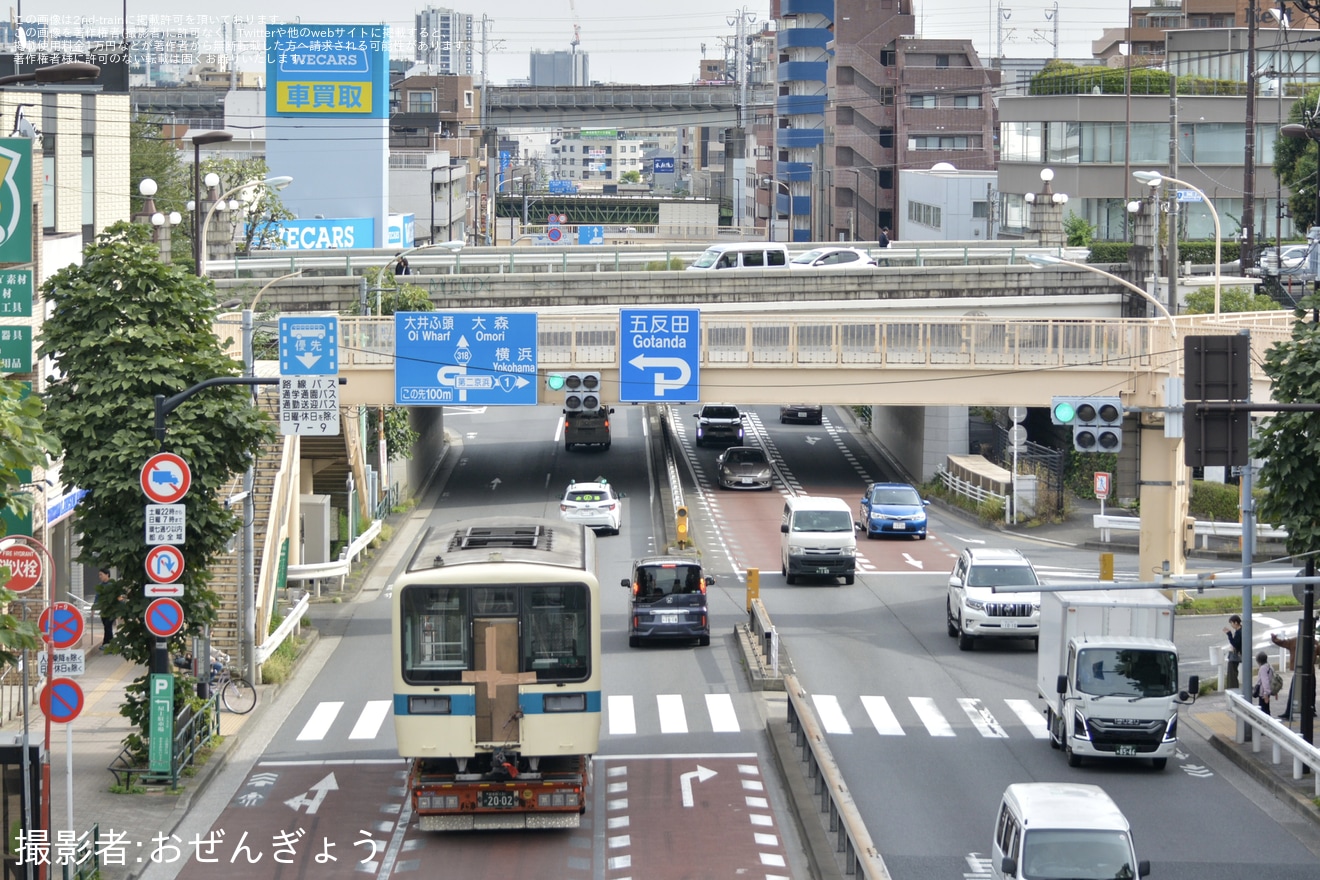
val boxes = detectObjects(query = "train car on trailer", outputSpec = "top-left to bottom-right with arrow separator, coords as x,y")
391,517 -> 602,830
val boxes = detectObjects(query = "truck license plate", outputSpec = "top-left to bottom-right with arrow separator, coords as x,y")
816,567 -> 831,574
478,791 -> 519,809
1115,745 -> 1137,757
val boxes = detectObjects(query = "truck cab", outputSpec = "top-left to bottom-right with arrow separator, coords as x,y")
564,407 -> 613,451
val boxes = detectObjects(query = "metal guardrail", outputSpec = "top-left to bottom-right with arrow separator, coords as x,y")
783,673 -> 893,879
1092,514 -> 1288,546
284,519 -> 382,586
255,593 -> 311,665
1224,689 -> 1320,795
936,465 -> 1010,507
58,824 -> 100,880
108,695 -> 220,789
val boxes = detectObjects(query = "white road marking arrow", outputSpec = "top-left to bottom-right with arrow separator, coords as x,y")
628,354 -> 691,396
902,553 -> 924,570
805,436 -> 821,445
947,534 -> 986,545
680,765 -> 717,808
489,477 -> 502,490
296,352 -> 322,369
284,772 -> 338,815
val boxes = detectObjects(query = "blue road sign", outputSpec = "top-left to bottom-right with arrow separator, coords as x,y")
41,678 -> 84,724
279,316 -> 339,376
395,312 -> 538,405
578,225 -> 604,246
619,309 -> 700,402
1175,189 -> 1203,203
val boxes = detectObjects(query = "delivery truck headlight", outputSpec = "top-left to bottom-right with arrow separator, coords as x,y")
840,546 -> 855,558
1072,710 -> 1091,740
1163,715 -> 1178,742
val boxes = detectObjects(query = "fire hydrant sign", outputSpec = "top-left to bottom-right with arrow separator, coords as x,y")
145,504 -> 186,545
0,543 -> 42,593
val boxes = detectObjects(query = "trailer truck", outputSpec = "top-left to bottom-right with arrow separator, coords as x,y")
1038,589 -> 1197,771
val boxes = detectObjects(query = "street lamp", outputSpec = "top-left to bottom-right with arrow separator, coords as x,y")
761,177 -> 792,243
138,178 -> 182,262
197,175 -> 293,277
1134,170 -> 1222,315
1025,253 -> 1178,339
187,131 -> 234,275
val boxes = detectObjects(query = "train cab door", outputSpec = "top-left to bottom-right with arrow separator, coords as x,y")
467,619 -> 533,744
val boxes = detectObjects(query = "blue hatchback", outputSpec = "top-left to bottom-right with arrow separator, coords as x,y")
859,483 -> 929,539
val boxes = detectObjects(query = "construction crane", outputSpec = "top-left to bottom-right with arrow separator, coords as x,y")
569,0 -> 581,50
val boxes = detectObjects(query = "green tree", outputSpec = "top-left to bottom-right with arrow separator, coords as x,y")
38,222 -> 275,732
1254,296 -> 1320,556
1064,211 -> 1096,248
129,117 -> 191,266
201,156 -> 297,255
0,381 -> 58,667
1183,286 -> 1282,314
1274,86 -> 1320,237
620,170 -> 642,184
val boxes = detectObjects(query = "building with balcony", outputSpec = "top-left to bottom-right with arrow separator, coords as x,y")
414,6 -> 476,76
549,130 -> 645,185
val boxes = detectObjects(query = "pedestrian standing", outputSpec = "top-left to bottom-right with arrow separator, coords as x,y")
95,568 -> 116,648
1223,614 -> 1243,689
1255,652 -> 1273,714
394,256 -> 411,276
877,227 -> 891,248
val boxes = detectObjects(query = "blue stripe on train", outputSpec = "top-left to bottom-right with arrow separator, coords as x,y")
393,691 -> 601,716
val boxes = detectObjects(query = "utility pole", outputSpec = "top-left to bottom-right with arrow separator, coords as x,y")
1243,0 -> 1258,272
1168,72 -> 1179,317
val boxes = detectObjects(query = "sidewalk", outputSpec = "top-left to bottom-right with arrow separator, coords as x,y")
0,635 -> 263,878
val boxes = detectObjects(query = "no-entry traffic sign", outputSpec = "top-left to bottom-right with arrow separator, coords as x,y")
39,603 -> 85,649
145,545 -> 185,584
0,544 -> 42,594
140,452 -> 191,504
40,677 -> 84,724
144,597 -> 184,638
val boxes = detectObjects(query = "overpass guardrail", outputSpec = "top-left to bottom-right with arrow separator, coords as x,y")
208,242 -> 1080,280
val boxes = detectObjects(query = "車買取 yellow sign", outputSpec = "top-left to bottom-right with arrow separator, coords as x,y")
275,82 -> 374,114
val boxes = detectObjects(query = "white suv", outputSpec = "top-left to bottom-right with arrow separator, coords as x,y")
946,548 -> 1041,651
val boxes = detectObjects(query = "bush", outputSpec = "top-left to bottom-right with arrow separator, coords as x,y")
1065,450 -> 1118,499
977,497 -> 1005,525
1188,480 -> 1242,522
1087,242 -> 1129,263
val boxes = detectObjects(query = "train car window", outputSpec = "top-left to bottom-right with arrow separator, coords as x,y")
523,583 -> 591,681
473,586 -> 518,614
401,586 -> 468,683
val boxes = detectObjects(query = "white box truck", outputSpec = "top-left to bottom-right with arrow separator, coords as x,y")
1038,589 -> 1197,771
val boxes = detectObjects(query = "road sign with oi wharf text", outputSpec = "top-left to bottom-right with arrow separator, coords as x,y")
394,312 -> 538,405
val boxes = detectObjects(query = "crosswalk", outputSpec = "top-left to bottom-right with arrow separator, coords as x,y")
289,694 -> 1051,745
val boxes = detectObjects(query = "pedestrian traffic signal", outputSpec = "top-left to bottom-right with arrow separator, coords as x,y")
560,372 -> 601,412
1051,396 -> 1124,453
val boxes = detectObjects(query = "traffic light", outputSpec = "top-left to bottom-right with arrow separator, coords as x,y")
559,371 -> 601,412
1052,396 -> 1124,453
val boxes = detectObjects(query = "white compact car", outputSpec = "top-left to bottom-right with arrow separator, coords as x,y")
559,478 -> 623,535
789,247 -> 879,271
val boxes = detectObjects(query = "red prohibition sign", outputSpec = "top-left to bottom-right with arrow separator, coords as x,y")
140,452 -> 192,504
144,597 -> 185,638
41,678 -> 84,724
39,602 -> 85,649
145,545 -> 185,584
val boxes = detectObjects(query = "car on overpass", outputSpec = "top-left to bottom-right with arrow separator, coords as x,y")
789,246 -> 878,271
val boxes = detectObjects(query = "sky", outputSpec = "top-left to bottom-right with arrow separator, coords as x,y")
32,1 -> 1134,86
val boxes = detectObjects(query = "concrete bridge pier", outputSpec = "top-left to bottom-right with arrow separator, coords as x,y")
865,405 -> 970,483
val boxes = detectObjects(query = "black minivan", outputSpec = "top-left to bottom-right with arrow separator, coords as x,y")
621,556 -> 714,647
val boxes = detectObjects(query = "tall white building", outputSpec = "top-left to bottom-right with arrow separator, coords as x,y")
415,6 -> 475,75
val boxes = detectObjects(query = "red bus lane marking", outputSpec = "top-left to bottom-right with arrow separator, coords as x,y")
601,756 -> 789,878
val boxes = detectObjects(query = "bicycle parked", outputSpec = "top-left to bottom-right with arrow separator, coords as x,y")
174,649 -> 258,714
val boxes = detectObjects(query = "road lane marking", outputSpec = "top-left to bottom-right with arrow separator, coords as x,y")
812,694 -> 852,734
657,694 -> 688,733
1004,699 -> 1050,738
296,701 -> 343,740
910,697 -> 955,736
860,695 -> 905,735
705,693 -> 740,732
957,698 -> 1008,738
348,700 -> 392,740
608,695 -> 637,735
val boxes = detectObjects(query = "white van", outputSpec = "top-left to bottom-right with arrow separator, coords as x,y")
686,243 -> 790,271
779,496 -> 857,585
991,783 -> 1149,880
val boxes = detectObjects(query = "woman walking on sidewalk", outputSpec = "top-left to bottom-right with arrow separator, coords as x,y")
1255,652 -> 1274,714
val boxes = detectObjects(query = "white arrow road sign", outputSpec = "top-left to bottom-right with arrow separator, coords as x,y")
284,772 -> 338,815
679,765 -> 717,808
628,354 -> 691,396
902,553 -> 924,570
296,352 -> 322,370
